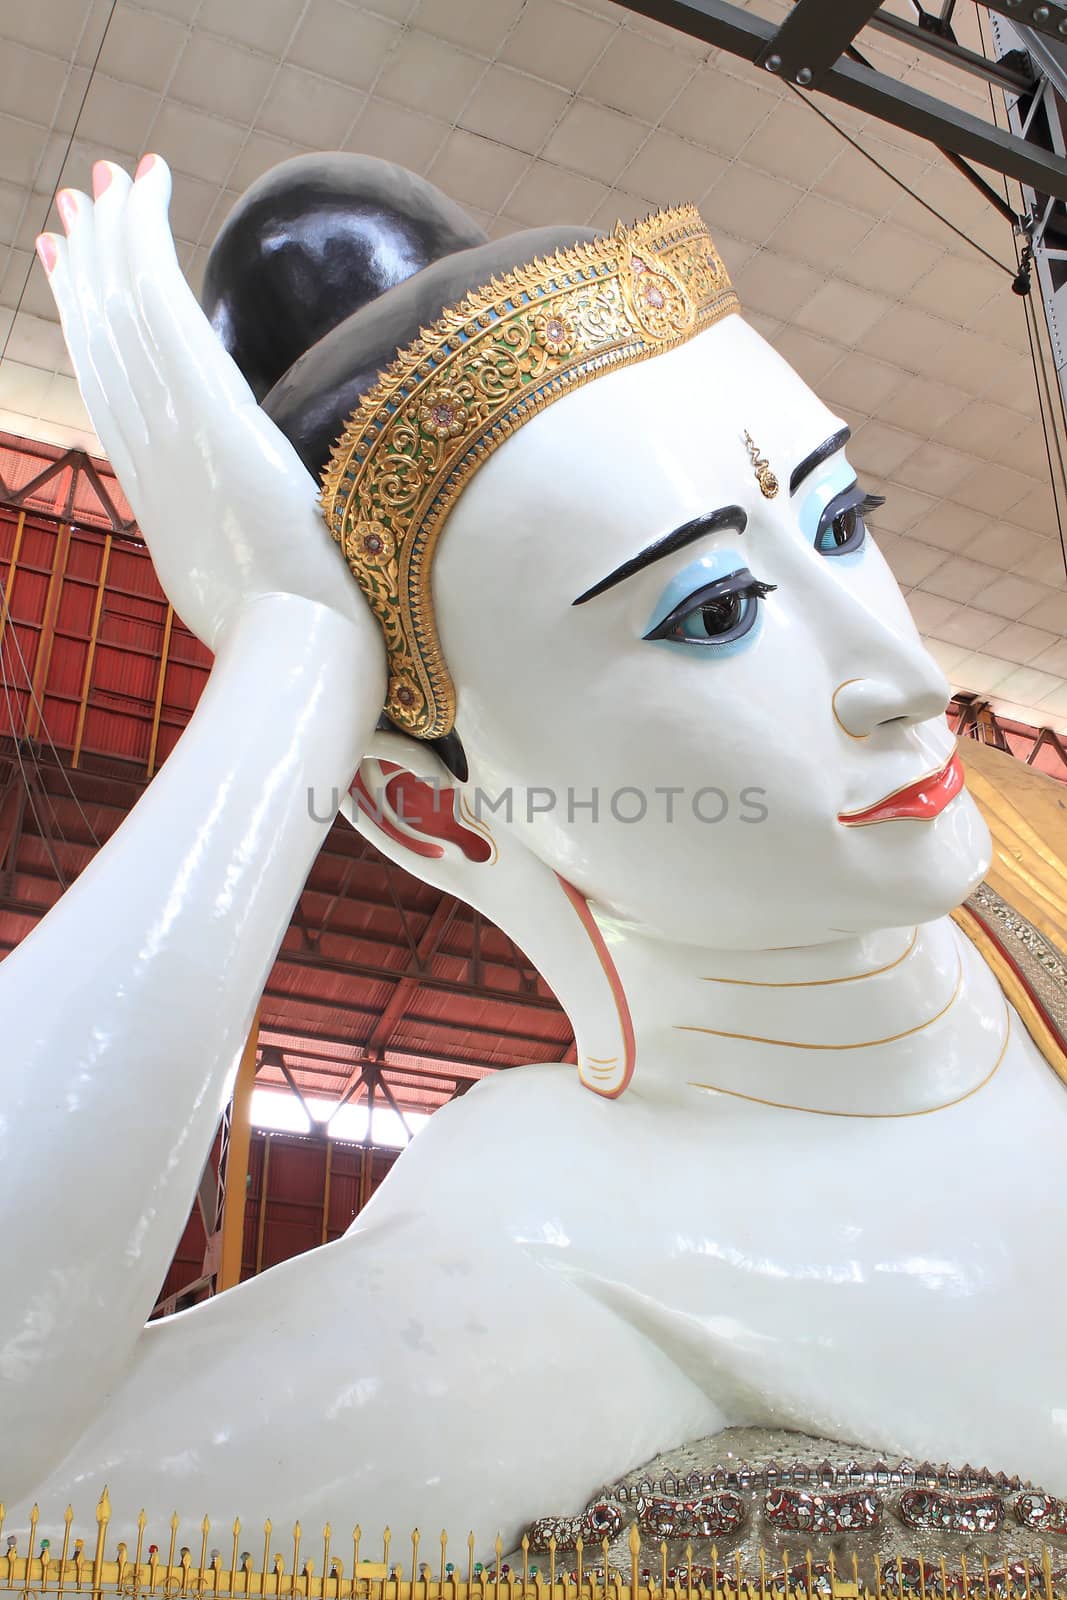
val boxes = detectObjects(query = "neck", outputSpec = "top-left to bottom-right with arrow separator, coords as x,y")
593,912 -> 1010,1117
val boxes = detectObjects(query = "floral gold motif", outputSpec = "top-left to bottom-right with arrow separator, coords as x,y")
321,204 -> 740,738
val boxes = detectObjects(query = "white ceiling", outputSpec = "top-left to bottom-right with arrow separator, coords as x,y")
1,0 -> 1065,728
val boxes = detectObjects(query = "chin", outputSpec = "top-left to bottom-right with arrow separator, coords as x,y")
845,791 -> 993,929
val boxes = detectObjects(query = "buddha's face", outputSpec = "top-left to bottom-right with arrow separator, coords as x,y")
432,316 -> 991,950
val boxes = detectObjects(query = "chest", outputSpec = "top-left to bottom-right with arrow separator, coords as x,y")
501,1017 -> 1067,1337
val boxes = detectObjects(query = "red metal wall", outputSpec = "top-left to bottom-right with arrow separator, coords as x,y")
159,1131 -> 400,1307
0,508 -> 211,773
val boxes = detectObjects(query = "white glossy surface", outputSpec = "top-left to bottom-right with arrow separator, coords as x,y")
4,160 -> 1063,1544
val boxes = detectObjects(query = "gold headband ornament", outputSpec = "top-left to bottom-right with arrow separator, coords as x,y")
321,203 -> 739,740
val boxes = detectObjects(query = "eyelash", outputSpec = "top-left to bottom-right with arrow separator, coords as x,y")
644,568 -> 776,647
640,477 -> 883,651
815,485 -> 885,557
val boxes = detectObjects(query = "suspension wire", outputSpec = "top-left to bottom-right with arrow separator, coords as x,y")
0,627 -> 69,889
0,0 -> 121,871
0,617 -> 76,883
787,84 -> 1019,279
1019,259 -> 1067,578
0,563 -> 102,854
0,0 -> 120,369
976,6 -> 1067,581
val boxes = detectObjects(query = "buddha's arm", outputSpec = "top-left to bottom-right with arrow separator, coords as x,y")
0,159 -> 384,1500
0,595 -> 380,1501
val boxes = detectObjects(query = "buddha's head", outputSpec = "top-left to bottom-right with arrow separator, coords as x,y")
205,155 -> 991,1092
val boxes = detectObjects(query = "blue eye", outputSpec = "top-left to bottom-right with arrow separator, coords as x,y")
644,567 -> 776,648
815,484 -> 885,557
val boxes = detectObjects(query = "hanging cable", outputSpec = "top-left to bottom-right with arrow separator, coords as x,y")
0,627 -> 69,888
0,1 -> 120,861
1019,267 -> 1067,577
976,6 -> 1067,582
0,0 -> 120,369
0,560 -> 102,854
787,84 -> 1020,279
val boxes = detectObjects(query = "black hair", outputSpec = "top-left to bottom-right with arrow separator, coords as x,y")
201,152 -> 597,781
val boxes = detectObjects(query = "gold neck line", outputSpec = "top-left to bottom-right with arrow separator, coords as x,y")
701,926 -> 919,989
687,1001 -> 1010,1120
678,949 -> 961,1051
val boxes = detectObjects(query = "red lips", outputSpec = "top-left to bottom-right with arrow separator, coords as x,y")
838,753 -> 964,827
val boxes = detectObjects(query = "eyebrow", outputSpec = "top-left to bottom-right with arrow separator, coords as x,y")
789,427 -> 851,496
572,504 -> 747,606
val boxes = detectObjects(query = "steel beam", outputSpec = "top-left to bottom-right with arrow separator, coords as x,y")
0,448 -> 137,538
270,1047 -> 321,1129
756,0 -> 883,88
983,0 -> 1067,51
365,895 -> 459,1052
372,1067 -> 415,1143
1011,19 -> 1067,109
865,10 -> 1034,93
613,0 -> 1067,198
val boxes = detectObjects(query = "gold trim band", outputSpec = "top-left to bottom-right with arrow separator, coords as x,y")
321,204 -> 739,738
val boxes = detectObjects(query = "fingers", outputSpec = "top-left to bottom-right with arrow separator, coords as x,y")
125,155 -> 253,418
40,174 -> 150,495
37,207 -> 141,494
89,160 -> 163,447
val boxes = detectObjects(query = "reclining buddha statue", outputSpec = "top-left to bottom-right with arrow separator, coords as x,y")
2,151 -> 1065,1552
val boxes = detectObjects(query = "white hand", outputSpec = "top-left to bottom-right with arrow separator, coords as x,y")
38,156 -> 370,650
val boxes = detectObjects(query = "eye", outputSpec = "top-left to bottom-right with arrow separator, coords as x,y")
644,567 -> 776,648
815,484 -> 885,557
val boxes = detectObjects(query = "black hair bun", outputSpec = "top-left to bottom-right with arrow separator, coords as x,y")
202,152 -> 598,479
201,151 -> 601,772
201,152 -> 488,404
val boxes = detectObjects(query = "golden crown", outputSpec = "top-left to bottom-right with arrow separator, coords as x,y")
320,203 -> 739,739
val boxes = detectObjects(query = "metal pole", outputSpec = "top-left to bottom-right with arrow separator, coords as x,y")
0,510 -> 26,663
25,522 -> 71,741
72,533 -> 111,769
217,1006 -> 260,1292
254,1131 -> 272,1275
320,1139 -> 333,1246
146,602 -> 173,777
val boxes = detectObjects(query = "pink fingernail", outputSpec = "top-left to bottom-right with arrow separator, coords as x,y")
36,235 -> 58,275
135,153 -> 157,180
92,161 -> 113,198
56,190 -> 77,234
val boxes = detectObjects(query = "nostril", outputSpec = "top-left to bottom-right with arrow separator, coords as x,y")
833,678 -> 946,740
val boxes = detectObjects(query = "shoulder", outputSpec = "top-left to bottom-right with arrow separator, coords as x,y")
438,1059 -> 606,1140
358,1062 -> 613,1224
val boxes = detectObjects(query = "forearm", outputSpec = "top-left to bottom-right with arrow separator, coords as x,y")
0,592 -> 383,1495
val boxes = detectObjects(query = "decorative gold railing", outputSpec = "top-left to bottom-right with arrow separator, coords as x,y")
2,1493 -> 1066,1600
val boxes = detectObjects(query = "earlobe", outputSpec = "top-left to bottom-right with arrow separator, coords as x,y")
341,746 -> 636,1098
348,729 -> 490,863
351,760 -> 492,862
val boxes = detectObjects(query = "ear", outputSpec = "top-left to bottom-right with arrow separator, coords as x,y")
341,734 -> 635,1098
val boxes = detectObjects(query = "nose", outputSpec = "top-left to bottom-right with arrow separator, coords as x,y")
833,665 -> 950,738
